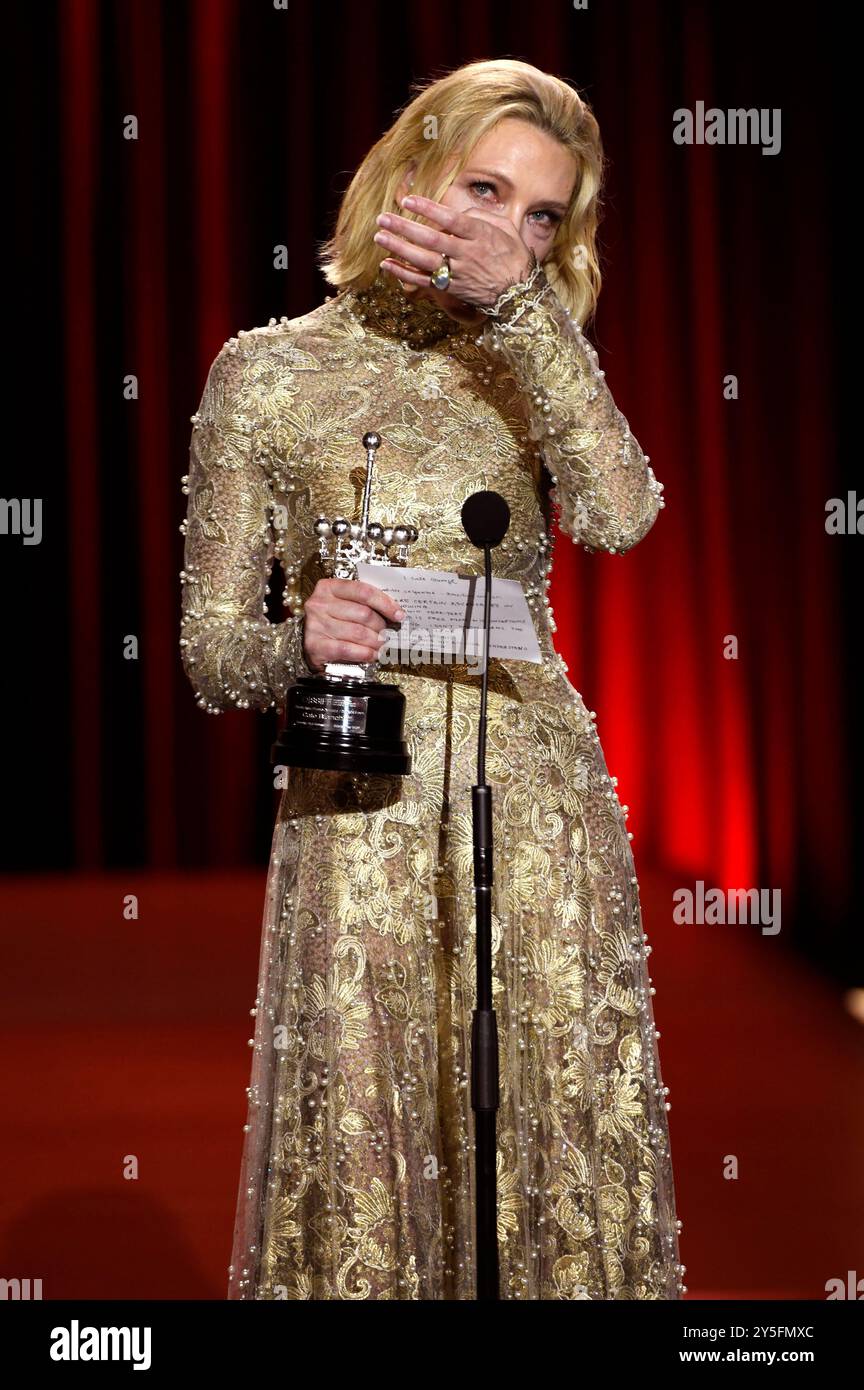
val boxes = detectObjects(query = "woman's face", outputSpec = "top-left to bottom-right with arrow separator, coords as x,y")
398,116 -> 578,322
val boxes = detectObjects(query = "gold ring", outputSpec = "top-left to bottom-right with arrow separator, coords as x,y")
430,255 -> 451,291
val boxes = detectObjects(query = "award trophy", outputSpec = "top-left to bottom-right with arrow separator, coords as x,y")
271,431 -> 418,775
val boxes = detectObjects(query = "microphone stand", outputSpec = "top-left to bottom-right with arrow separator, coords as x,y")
471,538 -> 500,1300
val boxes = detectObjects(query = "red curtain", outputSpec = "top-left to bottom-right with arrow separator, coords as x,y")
49,0 -> 852,933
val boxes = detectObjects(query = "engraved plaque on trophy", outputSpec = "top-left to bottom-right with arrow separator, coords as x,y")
271,431 -> 417,776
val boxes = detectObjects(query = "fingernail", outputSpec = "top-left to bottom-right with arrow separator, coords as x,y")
394,608 -> 406,620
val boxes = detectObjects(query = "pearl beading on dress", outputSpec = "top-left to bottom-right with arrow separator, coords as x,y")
475,267 -> 665,556
184,265 -> 684,1300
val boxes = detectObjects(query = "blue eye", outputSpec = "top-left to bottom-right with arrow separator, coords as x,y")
469,180 -> 561,229
531,210 -> 561,228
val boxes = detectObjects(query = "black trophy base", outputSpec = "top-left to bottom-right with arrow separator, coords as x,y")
271,674 -> 412,776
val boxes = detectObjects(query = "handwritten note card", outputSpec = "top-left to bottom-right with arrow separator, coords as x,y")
353,563 -> 541,664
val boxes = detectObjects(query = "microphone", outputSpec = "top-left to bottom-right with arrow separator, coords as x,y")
459,489 -> 510,1299
460,490 -> 510,549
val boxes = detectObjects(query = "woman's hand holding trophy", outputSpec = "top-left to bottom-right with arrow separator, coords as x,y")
271,431 -> 417,776
301,577 -> 406,673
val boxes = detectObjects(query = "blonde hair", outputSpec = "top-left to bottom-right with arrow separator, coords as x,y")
317,58 -> 606,327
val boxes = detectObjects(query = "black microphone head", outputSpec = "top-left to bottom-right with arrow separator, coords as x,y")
461,490 -> 511,548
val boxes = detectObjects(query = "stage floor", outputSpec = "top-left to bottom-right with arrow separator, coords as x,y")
1,869 -> 861,1299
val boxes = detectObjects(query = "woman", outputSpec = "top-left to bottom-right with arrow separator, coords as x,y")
180,57 -> 684,1300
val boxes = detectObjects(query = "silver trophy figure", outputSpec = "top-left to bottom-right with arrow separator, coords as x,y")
271,431 -> 418,775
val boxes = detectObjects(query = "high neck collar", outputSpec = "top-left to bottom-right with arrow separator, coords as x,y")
342,269 -> 470,349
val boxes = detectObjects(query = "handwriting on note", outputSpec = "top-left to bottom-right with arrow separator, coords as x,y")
354,563 -> 541,664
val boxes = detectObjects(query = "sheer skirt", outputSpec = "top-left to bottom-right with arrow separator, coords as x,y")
227,660 -> 682,1300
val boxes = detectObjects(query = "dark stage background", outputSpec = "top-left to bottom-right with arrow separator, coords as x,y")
6,0 -> 858,978
1,0 -> 862,1303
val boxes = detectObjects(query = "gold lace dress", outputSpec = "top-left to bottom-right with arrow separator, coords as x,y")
180,262 -> 683,1300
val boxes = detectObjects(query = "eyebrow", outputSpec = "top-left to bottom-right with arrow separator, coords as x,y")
463,167 -> 570,214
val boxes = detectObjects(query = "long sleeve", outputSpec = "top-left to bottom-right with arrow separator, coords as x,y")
478,263 -> 665,554
179,340 -> 308,714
